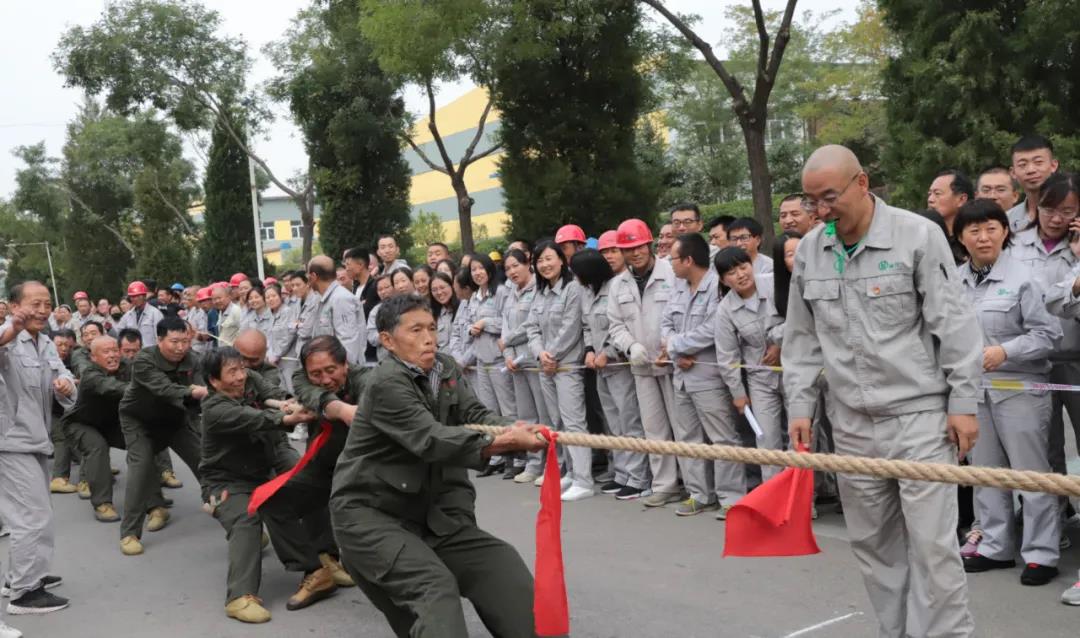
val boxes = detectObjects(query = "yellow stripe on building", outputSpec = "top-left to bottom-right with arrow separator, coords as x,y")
440,211 -> 509,243
409,154 -> 503,206
273,220 -> 291,241
411,87 -> 501,146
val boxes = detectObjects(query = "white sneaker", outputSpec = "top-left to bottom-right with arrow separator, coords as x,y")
561,486 -> 595,502
0,621 -> 21,638
560,476 -> 573,491
514,471 -> 541,484
288,424 -> 308,441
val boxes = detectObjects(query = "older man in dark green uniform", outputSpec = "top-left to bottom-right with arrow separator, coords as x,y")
199,346 -> 339,624
118,315 -> 207,556
330,294 -> 547,638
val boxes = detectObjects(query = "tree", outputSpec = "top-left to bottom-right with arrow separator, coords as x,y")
492,0 -> 662,239
197,106 -> 256,282
5,145 -> 69,294
641,0 -> 798,249
54,0 -> 319,261
360,0 -> 504,254
267,0 -> 412,261
880,0 -> 1080,206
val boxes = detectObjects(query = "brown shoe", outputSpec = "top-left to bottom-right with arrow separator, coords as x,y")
285,567 -> 337,610
76,481 -> 92,500
146,507 -> 171,532
160,470 -> 183,489
94,503 -> 120,522
225,594 -> 271,623
319,553 -> 355,587
50,477 -> 78,494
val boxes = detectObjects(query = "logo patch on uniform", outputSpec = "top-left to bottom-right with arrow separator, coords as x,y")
878,260 -> 901,272
997,288 -> 1013,296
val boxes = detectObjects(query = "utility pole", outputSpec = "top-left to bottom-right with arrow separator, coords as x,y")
7,242 -> 60,306
246,124 -> 265,282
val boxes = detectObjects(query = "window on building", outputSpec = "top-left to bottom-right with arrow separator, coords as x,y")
260,221 -> 275,241
290,220 -> 303,239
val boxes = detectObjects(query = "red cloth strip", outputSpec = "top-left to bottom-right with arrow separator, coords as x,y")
247,421 -> 331,516
534,427 -> 569,636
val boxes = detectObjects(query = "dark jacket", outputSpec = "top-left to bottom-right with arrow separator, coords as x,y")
330,353 -> 504,536
291,363 -> 370,489
118,347 -> 201,430
63,359 -> 131,431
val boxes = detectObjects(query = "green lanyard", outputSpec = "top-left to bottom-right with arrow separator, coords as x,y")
825,220 -> 860,274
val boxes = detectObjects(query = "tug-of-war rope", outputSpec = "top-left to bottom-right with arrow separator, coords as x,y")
464,424 -> 1080,498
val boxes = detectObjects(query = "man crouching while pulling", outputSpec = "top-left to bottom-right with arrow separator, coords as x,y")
330,293 -> 548,637
199,346 -> 333,624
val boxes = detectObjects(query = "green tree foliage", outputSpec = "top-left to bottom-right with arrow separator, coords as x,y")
880,0 -> 1080,207
197,106 -> 256,281
267,0 -> 412,262
493,0 -> 662,239
4,145 -> 69,292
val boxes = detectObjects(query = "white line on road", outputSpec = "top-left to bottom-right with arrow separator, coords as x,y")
782,611 -> 863,637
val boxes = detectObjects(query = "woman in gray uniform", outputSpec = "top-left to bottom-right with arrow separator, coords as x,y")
956,199 -> 1062,586
265,283 -> 298,393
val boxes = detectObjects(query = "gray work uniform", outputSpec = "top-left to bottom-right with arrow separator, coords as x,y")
436,307 -> 454,351
216,302 -> 243,346
582,280 -> 648,490
0,329 -> 75,599
117,303 -> 164,347
268,304 -> 299,393
448,297 -> 476,387
783,196 -> 981,638
715,275 -> 786,480
1007,201 -> 1033,234
662,269 -> 743,506
239,307 -> 273,339
469,285 -> 514,418
185,306 -> 210,355
1015,229 -> 1080,483
313,281 -> 365,365
294,291 -> 321,353
366,304 -> 387,363
502,277 -> 551,476
753,253 -> 774,277
526,277 -> 591,489
607,258 -> 678,496
960,253 -> 1062,566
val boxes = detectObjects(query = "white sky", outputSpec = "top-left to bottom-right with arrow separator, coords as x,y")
0,0 -> 854,200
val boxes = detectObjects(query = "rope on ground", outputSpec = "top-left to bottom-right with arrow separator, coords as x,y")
463,425 -> 1080,498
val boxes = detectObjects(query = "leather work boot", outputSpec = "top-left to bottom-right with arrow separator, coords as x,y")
94,503 -> 120,523
120,536 -> 144,556
146,507 -> 171,532
225,595 -> 271,624
160,470 -> 183,489
319,553 -> 355,587
285,567 -> 337,610
49,478 -> 78,494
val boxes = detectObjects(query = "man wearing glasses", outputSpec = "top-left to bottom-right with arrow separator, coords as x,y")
783,145 -> 982,637
976,167 -> 1021,224
725,218 -> 774,276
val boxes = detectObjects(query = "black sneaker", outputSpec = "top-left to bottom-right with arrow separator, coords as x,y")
614,485 -> 648,501
1,575 -> 61,597
600,481 -> 623,495
962,554 -> 1015,573
7,586 -> 69,615
1020,563 -> 1059,586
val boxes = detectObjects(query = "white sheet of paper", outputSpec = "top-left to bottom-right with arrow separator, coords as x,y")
744,406 -> 764,438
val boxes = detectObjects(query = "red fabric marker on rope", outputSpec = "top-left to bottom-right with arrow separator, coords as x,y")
247,421 -> 332,516
722,443 -> 821,557
534,427 -> 569,637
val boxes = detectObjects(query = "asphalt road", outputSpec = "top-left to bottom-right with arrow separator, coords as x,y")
5,448 -> 1080,638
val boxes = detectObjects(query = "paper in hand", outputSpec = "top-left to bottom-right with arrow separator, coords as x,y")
744,406 -> 764,438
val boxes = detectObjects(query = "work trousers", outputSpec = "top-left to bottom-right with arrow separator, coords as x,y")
539,368 -> 591,489
674,386 -> 744,506
49,416 -> 80,482
828,399 -> 973,638
596,368 -> 650,490
119,414 -> 203,540
331,504 -> 535,638
474,362 -> 516,419
210,485 -> 326,603
633,374 -> 680,496
0,452 -> 54,599
973,392 -> 1060,566
747,377 -> 786,482
68,422 -> 125,507
511,367 -> 550,476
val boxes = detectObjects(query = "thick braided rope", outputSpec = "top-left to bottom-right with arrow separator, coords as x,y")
464,425 -> 1080,498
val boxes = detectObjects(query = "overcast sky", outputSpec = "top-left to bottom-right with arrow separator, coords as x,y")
0,0 -> 854,200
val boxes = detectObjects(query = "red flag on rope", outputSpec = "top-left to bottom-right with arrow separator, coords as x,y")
722,445 -> 821,558
534,428 -> 570,637
247,421 -> 332,516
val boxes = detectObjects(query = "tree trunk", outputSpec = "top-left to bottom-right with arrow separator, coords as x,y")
454,178 -> 475,255
298,193 -> 314,264
742,121 -> 775,253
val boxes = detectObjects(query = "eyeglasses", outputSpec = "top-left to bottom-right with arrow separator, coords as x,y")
671,217 -> 700,228
728,233 -> 753,243
1038,206 -> 1079,221
801,174 -> 861,213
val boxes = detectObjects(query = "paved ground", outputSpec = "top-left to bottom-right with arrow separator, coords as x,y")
6,447 -> 1080,638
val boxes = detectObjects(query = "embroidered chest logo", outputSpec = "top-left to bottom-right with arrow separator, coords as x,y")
996,288 -> 1013,297
878,260 -> 901,272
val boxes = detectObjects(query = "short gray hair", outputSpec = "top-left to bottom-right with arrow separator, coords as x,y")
375,294 -> 432,334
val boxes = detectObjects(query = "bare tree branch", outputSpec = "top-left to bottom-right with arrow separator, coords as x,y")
458,98 -> 498,172
56,184 -> 136,257
424,80 -> 457,174
758,0 -> 799,111
404,134 -> 450,175
751,0 -> 770,98
468,144 -> 502,165
150,173 -> 198,236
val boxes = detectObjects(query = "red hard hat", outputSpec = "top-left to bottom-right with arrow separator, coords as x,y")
72,291 -> 89,301
126,281 -> 149,297
555,224 -> 586,245
597,231 -> 619,251
196,287 -> 213,302
229,273 -> 249,287
263,277 -> 278,286
615,219 -> 654,249
211,281 -> 229,290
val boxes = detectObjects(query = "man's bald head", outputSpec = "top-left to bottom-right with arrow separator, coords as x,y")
307,255 -> 336,282
91,335 -> 118,356
802,144 -> 863,180
90,335 -> 121,373
233,329 -> 267,367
